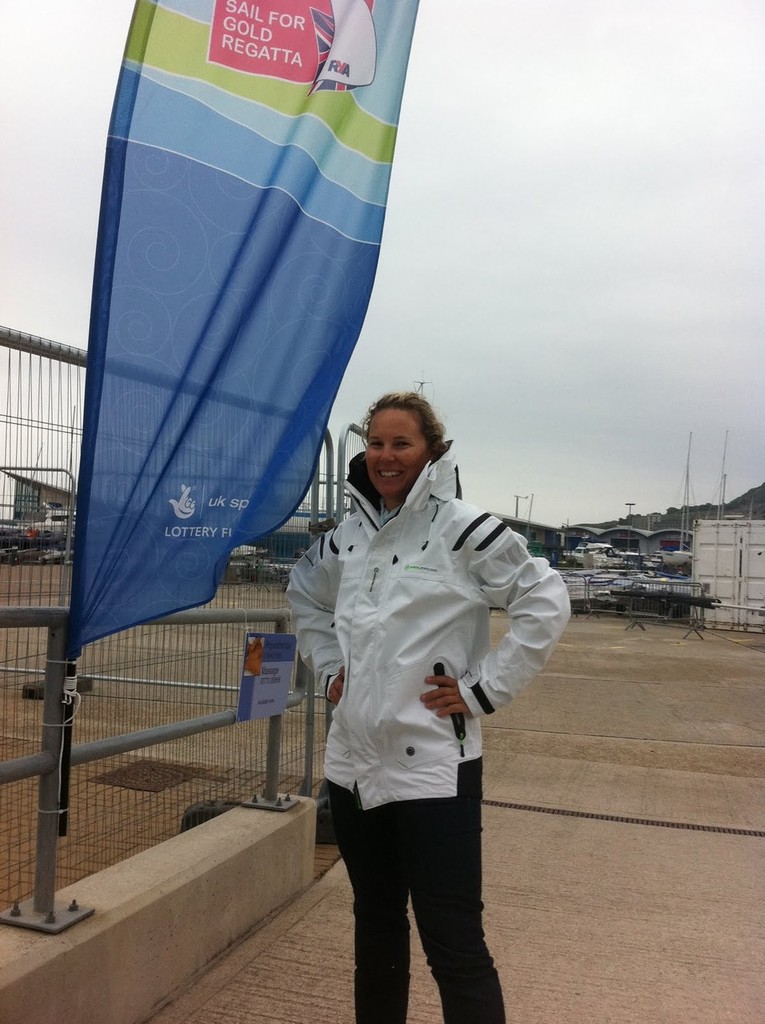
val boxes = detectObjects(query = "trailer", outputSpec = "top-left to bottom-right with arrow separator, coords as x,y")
692,519 -> 765,630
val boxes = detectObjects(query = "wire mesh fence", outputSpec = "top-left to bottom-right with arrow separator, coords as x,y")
0,605 -> 332,910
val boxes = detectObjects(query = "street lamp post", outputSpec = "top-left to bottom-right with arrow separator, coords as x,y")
525,493 -> 534,540
625,502 -> 635,555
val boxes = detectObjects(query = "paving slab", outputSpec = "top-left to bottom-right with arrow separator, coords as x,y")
148,616 -> 765,1024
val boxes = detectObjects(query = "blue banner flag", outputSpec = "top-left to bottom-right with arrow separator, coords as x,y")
68,0 -> 420,655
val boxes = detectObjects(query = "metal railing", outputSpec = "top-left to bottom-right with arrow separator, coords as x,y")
0,604 -> 315,933
562,571 -> 707,631
335,422 -> 365,521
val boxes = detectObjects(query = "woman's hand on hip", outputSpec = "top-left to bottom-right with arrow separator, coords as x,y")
327,667 -> 345,705
421,671 -> 471,718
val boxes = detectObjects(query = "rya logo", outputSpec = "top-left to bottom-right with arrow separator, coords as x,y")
169,484 -> 196,520
328,59 -> 350,77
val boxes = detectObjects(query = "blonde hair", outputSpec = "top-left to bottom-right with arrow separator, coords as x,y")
362,392 -> 448,458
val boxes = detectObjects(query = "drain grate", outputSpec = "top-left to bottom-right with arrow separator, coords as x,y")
483,799 -> 765,837
95,759 -> 217,793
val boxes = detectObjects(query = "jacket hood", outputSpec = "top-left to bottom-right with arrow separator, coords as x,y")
346,442 -> 461,522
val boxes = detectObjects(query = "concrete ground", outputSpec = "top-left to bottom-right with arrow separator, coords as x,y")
148,615 -> 765,1024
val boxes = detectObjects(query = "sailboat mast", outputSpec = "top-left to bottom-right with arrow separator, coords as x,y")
680,432 -> 692,549
717,429 -> 729,519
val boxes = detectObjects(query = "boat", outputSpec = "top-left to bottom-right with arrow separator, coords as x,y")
569,543 -> 627,568
660,548 -> 692,568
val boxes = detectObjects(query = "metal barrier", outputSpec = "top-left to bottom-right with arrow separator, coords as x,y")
601,579 -> 711,638
335,422 -> 365,522
562,571 -> 707,633
0,326 -> 85,608
0,604 -> 314,933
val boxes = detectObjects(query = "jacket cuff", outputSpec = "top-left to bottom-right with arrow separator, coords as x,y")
458,668 -> 496,717
322,665 -> 344,700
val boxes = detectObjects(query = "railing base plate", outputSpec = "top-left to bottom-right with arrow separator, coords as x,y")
0,898 -> 94,933
240,794 -> 299,812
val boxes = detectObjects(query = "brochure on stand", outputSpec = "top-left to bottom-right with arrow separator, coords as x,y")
236,632 -> 297,721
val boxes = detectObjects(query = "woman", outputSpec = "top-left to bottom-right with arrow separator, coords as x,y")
287,392 -> 570,1024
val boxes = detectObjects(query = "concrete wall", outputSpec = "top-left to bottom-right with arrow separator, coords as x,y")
0,799 -> 315,1024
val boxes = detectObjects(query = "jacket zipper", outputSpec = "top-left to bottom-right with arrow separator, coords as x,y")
435,661 -> 466,758
451,713 -> 466,757
369,566 -> 379,592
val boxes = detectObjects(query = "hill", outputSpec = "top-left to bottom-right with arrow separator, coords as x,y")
589,482 -> 765,530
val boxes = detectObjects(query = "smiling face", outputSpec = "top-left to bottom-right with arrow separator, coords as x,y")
365,408 -> 434,510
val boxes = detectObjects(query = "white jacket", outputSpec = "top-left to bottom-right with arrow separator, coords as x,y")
287,445 -> 570,809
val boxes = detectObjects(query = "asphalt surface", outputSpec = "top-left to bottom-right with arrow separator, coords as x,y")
148,615 -> 765,1024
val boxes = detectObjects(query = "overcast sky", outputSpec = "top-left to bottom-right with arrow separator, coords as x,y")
1,1 -> 762,527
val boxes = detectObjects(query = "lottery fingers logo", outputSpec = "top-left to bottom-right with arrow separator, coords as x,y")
169,485 -> 196,520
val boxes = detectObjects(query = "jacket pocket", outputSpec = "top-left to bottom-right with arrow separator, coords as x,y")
388,668 -> 464,769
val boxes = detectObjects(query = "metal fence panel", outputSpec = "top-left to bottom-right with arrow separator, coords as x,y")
336,422 -> 365,522
561,569 -> 706,627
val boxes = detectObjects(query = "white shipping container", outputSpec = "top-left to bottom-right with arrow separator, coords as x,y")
692,520 -> 765,630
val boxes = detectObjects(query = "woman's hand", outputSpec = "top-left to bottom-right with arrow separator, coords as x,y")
420,671 -> 471,718
327,667 -> 345,705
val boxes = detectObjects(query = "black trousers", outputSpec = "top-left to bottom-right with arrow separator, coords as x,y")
328,778 -> 506,1024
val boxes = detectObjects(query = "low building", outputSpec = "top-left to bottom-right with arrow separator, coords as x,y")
565,525 -> 694,558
